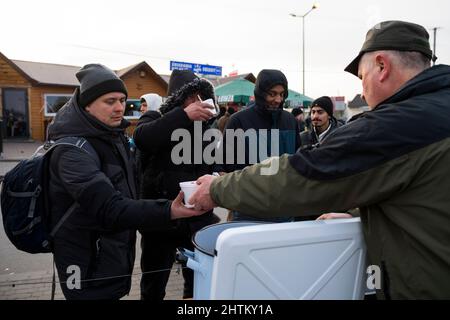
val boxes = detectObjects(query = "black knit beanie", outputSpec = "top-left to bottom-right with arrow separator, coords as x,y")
76,64 -> 128,108
167,70 -> 199,96
311,96 -> 334,117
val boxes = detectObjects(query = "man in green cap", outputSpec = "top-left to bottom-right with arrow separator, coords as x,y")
190,20 -> 450,299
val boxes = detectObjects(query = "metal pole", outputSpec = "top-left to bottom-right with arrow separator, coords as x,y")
290,5 -> 317,96
302,16 -> 306,95
433,27 -> 437,66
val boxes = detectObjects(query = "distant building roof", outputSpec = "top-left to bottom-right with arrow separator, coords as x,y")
348,94 -> 368,108
2,52 -> 166,89
210,73 -> 256,87
160,74 -> 170,84
12,60 -> 80,87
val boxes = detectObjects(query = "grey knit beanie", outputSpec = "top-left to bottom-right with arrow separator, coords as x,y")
76,64 -> 128,108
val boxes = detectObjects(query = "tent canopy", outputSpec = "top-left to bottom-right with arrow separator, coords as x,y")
285,89 -> 313,108
215,79 -> 255,104
215,79 -> 313,107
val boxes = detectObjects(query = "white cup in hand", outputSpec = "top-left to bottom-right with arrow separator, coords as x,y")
203,98 -> 218,116
179,181 -> 198,208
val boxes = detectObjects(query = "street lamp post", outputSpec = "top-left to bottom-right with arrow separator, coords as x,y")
431,27 -> 441,66
290,4 -> 318,95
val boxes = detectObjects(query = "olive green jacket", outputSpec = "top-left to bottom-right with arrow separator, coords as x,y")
210,65 -> 450,299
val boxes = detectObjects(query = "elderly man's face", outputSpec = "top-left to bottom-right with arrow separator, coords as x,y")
85,92 -> 126,127
358,53 -> 384,108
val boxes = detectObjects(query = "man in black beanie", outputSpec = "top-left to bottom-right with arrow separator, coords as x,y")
299,96 -> 343,150
46,64 -> 207,300
133,69 -> 220,300
76,64 -> 128,109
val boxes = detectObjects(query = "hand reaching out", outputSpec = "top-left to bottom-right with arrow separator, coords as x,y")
189,175 -> 218,212
316,213 -> 353,220
170,191 -> 208,219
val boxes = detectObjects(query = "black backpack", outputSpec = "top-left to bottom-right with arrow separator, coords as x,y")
0,137 -> 97,254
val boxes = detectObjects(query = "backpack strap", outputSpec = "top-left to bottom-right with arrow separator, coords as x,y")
49,202 -> 78,238
47,137 -> 100,238
50,137 -> 100,166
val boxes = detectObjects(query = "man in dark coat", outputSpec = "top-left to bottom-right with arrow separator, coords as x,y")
133,70 -> 220,300
214,69 -> 300,222
47,64 -> 205,300
300,96 -> 343,150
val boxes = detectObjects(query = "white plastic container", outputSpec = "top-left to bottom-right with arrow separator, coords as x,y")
179,222 -> 261,299
182,218 -> 367,300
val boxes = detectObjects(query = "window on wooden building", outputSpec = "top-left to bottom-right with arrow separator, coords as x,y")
44,94 -> 72,116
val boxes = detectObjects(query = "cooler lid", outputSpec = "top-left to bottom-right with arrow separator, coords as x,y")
193,222 -> 266,257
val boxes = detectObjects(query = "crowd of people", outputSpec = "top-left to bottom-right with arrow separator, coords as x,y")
45,20 -> 449,300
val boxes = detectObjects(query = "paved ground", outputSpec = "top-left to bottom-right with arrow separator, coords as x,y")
0,139 -> 227,300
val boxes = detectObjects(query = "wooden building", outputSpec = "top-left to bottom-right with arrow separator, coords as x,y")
0,51 -> 167,141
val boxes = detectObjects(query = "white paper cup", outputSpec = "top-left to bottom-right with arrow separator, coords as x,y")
179,181 -> 198,208
203,98 -> 218,116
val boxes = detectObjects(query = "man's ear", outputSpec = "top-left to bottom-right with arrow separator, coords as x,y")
376,54 -> 390,82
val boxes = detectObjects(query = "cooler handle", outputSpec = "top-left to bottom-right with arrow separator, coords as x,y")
177,248 -> 206,276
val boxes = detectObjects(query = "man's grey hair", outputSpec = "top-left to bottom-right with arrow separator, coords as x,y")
363,50 -> 431,72
389,51 -> 431,70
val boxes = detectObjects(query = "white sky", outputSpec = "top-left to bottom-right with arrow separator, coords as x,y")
1,0 -> 449,101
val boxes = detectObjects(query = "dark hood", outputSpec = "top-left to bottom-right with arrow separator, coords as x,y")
159,78 -> 215,115
47,88 -> 129,141
254,69 -> 289,110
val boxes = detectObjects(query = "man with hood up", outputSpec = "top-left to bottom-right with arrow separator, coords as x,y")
140,93 -> 163,115
214,69 -> 300,222
133,69 -> 220,300
46,64 -> 206,300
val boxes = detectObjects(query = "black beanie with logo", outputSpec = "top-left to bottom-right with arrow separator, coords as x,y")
76,64 -> 128,108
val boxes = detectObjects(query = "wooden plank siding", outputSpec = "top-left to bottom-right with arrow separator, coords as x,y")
0,55 -> 31,122
121,69 -> 167,136
1,53 -> 169,141
122,69 -> 167,98
0,56 -> 29,87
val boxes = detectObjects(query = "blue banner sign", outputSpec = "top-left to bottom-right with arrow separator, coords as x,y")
170,61 -> 222,76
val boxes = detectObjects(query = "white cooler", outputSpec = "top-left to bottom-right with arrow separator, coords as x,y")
181,218 -> 367,300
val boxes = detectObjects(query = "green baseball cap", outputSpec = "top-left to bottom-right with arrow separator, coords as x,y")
345,20 -> 435,77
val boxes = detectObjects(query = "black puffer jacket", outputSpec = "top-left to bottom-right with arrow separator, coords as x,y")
134,79 -> 220,233
47,89 -> 174,300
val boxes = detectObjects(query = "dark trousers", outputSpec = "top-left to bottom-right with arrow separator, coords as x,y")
140,228 -> 194,300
